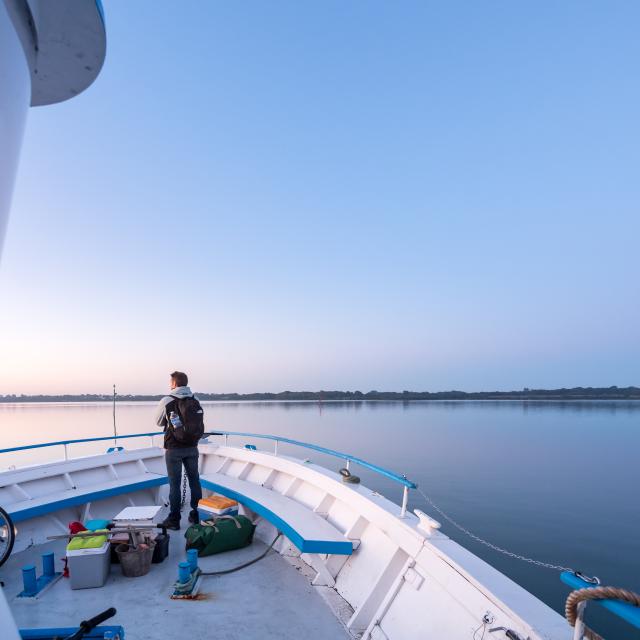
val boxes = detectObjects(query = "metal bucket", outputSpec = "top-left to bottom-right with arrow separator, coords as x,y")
115,543 -> 155,578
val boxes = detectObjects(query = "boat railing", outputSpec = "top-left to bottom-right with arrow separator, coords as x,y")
0,432 -> 163,461
0,430 -> 417,517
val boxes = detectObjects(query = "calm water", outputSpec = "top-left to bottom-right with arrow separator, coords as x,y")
1,400 -> 639,639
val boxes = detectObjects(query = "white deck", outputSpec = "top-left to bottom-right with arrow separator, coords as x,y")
3,511 -> 350,640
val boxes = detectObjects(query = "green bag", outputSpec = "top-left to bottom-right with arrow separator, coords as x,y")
185,515 -> 256,557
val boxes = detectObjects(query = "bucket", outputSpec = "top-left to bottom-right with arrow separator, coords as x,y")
115,543 -> 155,578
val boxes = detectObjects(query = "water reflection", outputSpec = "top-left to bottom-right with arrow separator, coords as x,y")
0,400 -> 638,639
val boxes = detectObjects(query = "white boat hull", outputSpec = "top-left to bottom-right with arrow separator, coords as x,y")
0,442 -> 570,639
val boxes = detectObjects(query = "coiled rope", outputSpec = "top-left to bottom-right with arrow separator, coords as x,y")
565,586 -> 640,640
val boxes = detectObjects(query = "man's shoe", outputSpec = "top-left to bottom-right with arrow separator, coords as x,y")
159,517 -> 180,531
188,510 -> 199,524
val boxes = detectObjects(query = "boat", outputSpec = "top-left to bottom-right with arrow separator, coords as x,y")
1,3 -> 638,639
1,430 -> 639,640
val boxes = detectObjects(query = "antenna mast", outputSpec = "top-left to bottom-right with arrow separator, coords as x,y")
112,384 -> 117,447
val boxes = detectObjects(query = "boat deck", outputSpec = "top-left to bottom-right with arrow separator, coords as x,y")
2,515 -> 350,639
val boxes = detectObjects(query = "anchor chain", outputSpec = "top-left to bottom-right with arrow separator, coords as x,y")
180,472 -> 187,511
415,486 -> 574,573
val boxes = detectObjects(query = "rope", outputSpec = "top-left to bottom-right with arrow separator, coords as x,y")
579,627 -> 603,640
565,586 -> 640,640
415,487 -> 573,572
200,532 -> 282,576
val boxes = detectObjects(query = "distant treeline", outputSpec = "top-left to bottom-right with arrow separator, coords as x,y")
1,386 -> 639,403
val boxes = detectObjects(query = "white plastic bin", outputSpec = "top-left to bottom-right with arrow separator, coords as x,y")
67,541 -> 110,589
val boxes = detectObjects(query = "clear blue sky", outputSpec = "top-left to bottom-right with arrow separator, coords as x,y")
1,1 -> 639,395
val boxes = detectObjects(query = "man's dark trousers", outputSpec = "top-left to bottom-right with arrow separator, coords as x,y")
165,446 -> 202,522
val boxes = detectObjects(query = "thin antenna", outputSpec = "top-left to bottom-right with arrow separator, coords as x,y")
112,384 -> 117,447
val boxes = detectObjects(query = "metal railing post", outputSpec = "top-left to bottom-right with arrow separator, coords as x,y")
400,486 -> 409,518
573,602 -> 586,640
274,440 -> 278,456
224,434 -> 228,446
346,460 -> 350,471
63,444 -> 69,461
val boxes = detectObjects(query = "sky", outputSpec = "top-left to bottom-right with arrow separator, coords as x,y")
0,1 -> 639,395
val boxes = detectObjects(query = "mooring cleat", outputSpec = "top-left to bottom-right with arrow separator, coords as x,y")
170,557 -> 202,599
170,569 -> 202,599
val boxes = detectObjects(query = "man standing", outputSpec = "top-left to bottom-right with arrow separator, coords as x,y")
155,371 -> 204,530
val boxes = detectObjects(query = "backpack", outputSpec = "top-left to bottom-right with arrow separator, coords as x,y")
169,396 -> 204,446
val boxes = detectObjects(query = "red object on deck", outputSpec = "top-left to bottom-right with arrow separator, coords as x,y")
68,521 -> 87,535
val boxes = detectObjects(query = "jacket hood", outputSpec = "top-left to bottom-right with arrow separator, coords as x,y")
170,386 -> 193,398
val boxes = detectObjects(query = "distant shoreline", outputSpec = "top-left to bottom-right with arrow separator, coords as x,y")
1,386 -> 639,403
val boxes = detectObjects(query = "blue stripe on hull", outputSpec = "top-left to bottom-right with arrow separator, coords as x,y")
9,477 -> 168,523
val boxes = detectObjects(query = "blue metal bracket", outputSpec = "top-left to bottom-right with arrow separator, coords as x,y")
107,446 -> 124,453
561,571 -> 640,630
17,553 -> 62,598
244,444 -> 257,451
171,553 -> 202,599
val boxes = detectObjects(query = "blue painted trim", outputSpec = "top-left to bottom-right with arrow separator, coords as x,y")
201,478 -> 353,556
20,626 -> 124,639
17,571 -> 61,598
9,477 -> 168,523
0,429 -> 415,489
561,572 -> 640,629
0,432 -> 163,455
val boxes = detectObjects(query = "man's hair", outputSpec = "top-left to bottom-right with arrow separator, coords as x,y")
170,371 -> 188,387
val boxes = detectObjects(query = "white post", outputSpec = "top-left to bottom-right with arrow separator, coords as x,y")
573,602 -> 586,640
224,434 -> 228,446
400,486 -> 409,518
63,444 -> 69,461
274,440 -> 278,456
149,435 -> 154,447
346,460 -> 350,471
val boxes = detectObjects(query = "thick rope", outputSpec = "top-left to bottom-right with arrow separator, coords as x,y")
580,625 -> 604,640
565,586 -> 640,640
